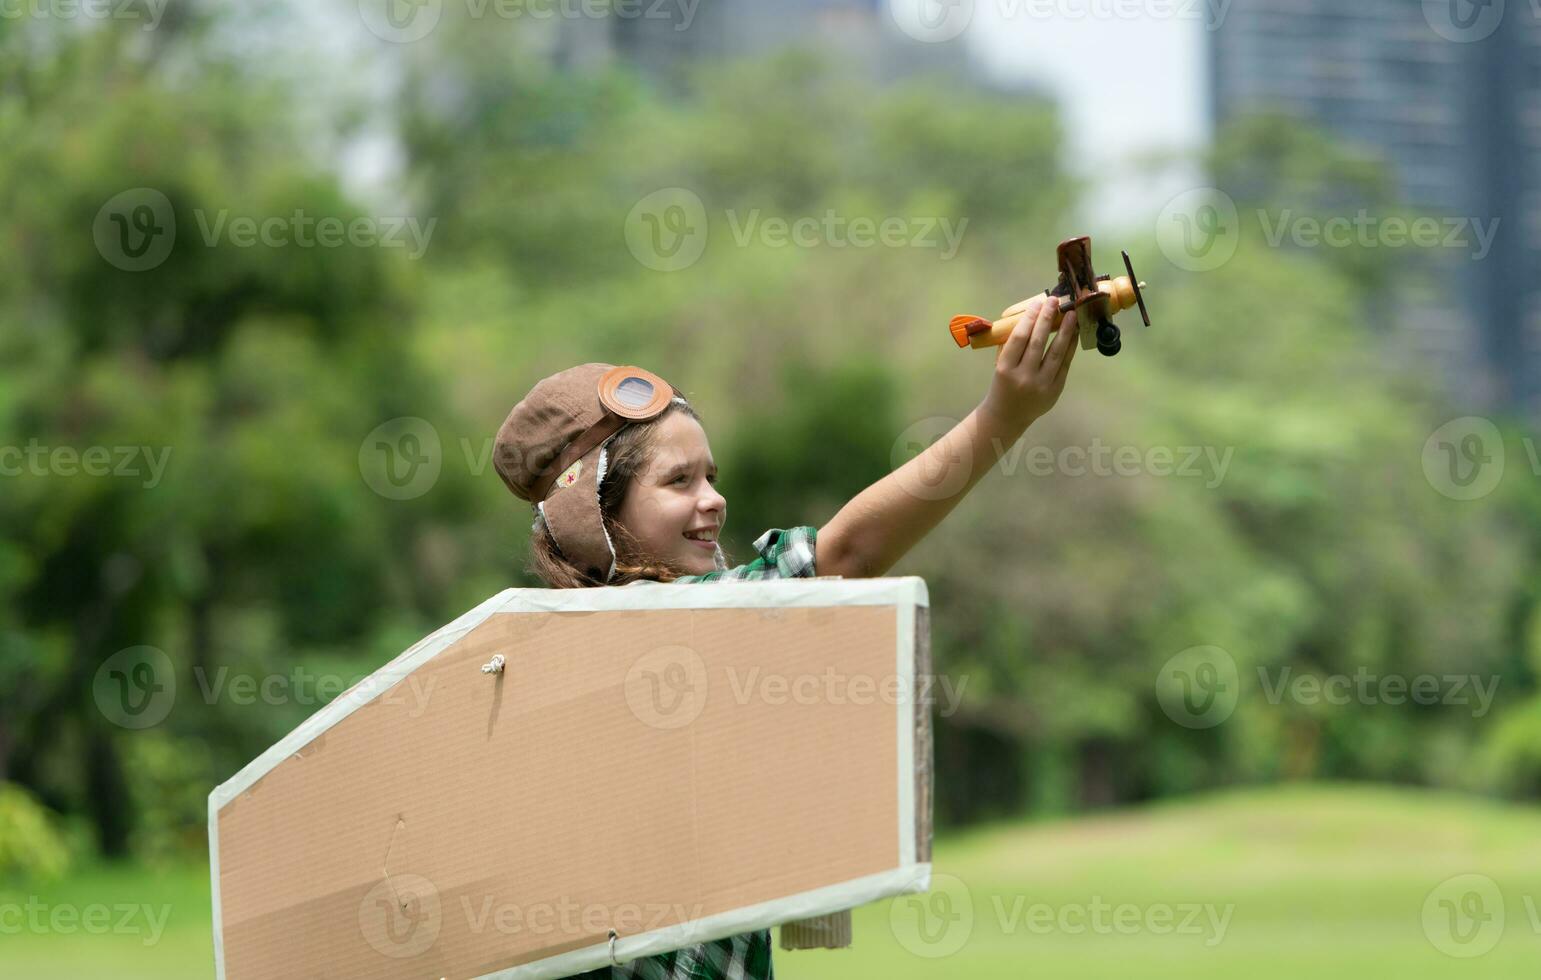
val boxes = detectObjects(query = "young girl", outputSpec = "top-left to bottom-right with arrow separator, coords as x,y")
491,296 -> 1078,978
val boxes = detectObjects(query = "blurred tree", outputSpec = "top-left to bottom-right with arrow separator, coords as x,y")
0,15 -> 475,856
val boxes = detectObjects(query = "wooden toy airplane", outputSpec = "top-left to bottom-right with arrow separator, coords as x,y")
949,236 -> 1151,357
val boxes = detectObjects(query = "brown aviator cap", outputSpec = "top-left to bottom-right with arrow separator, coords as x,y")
493,363 -> 679,583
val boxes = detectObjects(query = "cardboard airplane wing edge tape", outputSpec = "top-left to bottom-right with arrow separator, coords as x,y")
207,576 -> 933,979
472,865 -> 934,980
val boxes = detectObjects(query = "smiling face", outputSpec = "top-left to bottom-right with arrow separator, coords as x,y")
615,410 -> 727,576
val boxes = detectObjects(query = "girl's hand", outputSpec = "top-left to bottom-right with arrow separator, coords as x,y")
978,293 -> 1080,434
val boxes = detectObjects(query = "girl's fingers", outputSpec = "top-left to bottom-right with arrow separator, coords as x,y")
1051,314 -> 1080,386
1024,295 -> 1056,368
1041,310 -> 1078,375
998,299 -> 1039,370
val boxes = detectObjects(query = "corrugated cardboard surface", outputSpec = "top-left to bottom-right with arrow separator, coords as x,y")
212,582 -> 930,979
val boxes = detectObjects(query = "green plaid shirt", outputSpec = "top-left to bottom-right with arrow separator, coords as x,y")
673,526 -> 818,585
571,527 -> 818,980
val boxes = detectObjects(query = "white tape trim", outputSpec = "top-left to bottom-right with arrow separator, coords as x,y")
208,793 -> 225,979
473,864 -> 933,980
897,600 -> 917,868
496,576 -> 928,614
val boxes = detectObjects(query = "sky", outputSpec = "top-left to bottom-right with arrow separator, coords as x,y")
961,3 -> 1210,232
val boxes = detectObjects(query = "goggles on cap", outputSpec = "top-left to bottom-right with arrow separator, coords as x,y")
529,365 -> 676,502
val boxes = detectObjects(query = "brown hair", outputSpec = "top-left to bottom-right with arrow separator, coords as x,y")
527,400 -> 728,588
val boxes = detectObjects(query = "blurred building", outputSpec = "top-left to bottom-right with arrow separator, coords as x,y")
551,0 -> 971,87
1209,0 -> 1541,416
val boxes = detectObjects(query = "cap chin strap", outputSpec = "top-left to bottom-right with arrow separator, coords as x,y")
534,435 -> 621,585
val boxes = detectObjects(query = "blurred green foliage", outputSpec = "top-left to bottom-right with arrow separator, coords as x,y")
0,782 -> 75,883
2,7 -> 1540,866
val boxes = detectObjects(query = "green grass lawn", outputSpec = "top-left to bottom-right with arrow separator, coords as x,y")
5,783 -> 1539,978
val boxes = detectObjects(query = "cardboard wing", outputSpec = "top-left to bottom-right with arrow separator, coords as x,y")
208,576 -> 934,979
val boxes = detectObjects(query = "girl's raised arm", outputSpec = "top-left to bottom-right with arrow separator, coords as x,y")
817,295 -> 1079,579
